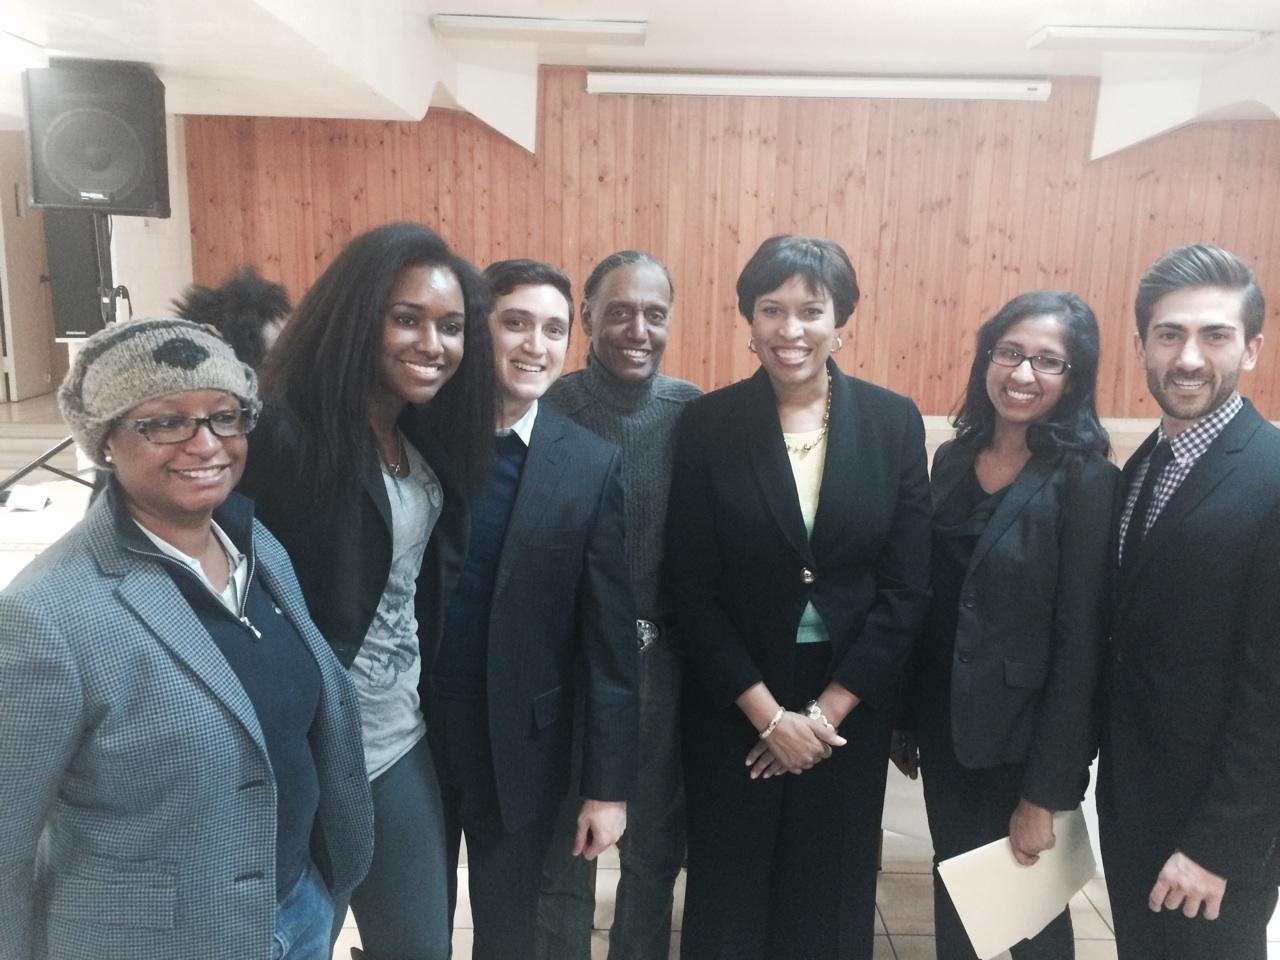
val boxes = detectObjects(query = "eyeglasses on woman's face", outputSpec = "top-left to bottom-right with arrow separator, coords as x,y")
987,346 -> 1071,376
119,408 -> 258,444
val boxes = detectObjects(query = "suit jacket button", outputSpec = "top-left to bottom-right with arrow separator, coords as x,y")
957,650 -> 973,664
961,592 -> 977,609
801,567 -> 815,584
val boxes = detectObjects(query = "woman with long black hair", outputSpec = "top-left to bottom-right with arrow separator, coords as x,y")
893,290 -> 1119,959
239,222 -> 494,960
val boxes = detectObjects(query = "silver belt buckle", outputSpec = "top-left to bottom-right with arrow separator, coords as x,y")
636,619 -> 659,651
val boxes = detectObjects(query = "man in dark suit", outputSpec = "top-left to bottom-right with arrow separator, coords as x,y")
421,258 -> 638,960
1099,243 -> 1280,960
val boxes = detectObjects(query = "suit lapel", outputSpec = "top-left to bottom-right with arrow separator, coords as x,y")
810,367 -> 858,557
115,564 -> 269,756
968,453 -> 1058,571
743,367 -> 813,564
1122,405 -> 1262,585
929,439 -> 975,513
361,451 -> 393,533
493,408 -> 570,598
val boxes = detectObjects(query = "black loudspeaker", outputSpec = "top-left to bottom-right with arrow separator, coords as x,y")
43,210 -> 112,340
23,59 -> 170,217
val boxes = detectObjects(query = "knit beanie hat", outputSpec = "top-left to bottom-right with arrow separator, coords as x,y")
58,318 -> 261,468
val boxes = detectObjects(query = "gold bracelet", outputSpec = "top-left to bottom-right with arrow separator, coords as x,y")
758,706 -> 786,740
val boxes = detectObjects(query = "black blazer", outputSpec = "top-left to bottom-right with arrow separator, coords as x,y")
419,407 -> 639,834
237,403 -> 467,669
666,362 -> 932,713
917,438 -> 1118,810
1102,400 -> 1280,882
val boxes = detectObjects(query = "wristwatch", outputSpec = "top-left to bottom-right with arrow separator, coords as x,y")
804,700 -> 834,730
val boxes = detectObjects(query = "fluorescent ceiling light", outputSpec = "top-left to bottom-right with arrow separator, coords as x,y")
432,15 -> 646,45
586,73 -> 1050,102
1029,25 -> 1262,53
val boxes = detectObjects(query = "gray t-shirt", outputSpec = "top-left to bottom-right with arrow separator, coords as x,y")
350,439 -> 443,779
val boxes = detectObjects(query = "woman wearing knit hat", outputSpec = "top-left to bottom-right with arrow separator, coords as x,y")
0,318 -> 374,960
237,223 -> 495,960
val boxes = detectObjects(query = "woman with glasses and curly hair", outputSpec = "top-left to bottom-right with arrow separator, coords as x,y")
892,290 -> 1119,960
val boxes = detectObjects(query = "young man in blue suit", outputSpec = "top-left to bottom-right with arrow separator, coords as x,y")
421,258 -> 638,960
1099,244 -> 1280,960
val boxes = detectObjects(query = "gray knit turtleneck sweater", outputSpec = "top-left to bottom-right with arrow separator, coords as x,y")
546,350 -> 702,620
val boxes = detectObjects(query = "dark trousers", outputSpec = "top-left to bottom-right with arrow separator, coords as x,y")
917,717 -> 1074,960
681,643 -> 887,960
429,697 -> 558,960
537,635 -> 687,960
339,737 -> 453,960
1098,793 -> 1277,960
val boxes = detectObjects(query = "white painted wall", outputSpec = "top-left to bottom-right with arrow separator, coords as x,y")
108,114 -> 193,319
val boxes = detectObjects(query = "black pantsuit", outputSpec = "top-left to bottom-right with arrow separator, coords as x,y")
906,440 -> 1118,960
916,708 -> 1073,959
667,363 -> 932,960
682,645 -> 894,957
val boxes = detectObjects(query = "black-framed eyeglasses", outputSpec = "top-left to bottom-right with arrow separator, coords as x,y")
988,347 -> 1071,376
120,408 -> 258,444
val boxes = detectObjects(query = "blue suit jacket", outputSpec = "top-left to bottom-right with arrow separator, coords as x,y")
420,406 -> 640,833
0,489 -> 373,960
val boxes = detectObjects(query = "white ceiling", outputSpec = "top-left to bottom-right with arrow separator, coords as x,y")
2,0 -> 1277,155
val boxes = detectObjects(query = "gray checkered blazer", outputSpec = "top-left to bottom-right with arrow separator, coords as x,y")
0,492 -> 374,959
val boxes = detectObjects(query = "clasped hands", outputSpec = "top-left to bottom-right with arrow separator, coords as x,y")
744,711 -> 846,779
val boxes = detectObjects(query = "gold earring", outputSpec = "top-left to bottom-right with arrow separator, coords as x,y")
834,335 -> 844,352
747,339 -> 758,354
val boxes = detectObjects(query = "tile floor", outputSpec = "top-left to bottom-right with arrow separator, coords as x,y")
329,832 -> 1280,959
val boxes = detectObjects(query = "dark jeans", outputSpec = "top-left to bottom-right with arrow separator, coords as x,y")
430,697 -> 559,960
917,719 -> 1074,960
536,636 -> 687,960
273,862 -> 334,960
339,737 -> 452,960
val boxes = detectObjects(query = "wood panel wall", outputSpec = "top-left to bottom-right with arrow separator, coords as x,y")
186,67 -> 1280,418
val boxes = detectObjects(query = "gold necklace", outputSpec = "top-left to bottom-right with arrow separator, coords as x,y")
783,371 -> 833,455
381,431 -> 408,478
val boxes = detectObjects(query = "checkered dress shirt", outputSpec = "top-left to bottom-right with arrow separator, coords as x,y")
1118,392 -> 1244,563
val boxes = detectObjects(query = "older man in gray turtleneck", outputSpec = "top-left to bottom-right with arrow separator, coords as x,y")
537,251 -> 701,960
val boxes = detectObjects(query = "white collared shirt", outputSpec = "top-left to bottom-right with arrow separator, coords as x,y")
497,399 -> 538,445
135,520 -> 249,614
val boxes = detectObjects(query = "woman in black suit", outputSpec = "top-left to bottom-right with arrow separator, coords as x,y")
666,236 -> 932,960
892,290 -> 1119,959
238,223 -> 494,960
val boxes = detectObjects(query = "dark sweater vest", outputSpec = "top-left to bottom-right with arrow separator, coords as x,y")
117,492 -> 322,897
435,430 -> 528,700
